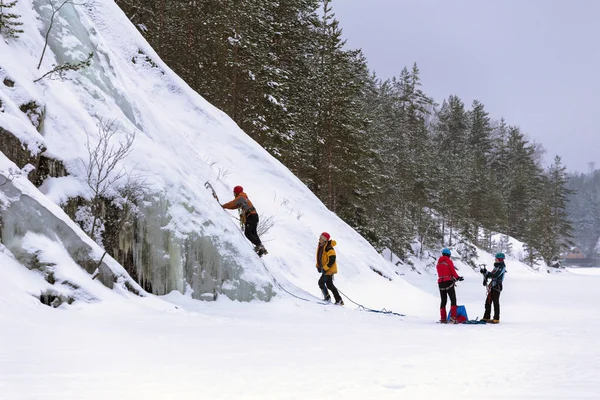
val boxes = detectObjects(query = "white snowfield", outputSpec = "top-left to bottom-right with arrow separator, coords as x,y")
1,255 -> 599,400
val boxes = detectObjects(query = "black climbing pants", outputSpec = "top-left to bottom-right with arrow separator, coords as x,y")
484,285 -> 502,320
244,213 -> 262,247
318,274 -> 341,302
438,280 -> 457,309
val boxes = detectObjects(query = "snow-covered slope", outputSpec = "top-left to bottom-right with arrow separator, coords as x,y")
0,0 -> 547,312
0,0 -> 436,310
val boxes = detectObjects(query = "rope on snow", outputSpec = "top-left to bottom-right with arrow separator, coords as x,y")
338,288 -> 406,317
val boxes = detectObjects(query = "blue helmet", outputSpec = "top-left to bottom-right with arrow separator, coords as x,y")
442,248 -> 451,256
495,252 -> 505,259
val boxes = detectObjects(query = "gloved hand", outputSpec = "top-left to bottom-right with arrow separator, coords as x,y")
480,268 -> 487,274
457,276 -> 464,281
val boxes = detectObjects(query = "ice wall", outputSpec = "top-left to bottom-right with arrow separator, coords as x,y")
119,194 -> 274,301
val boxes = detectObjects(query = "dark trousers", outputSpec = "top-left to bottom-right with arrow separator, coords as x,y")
438,281 -> 457,309
484,286 -> 501,320
318,274 -> 341,302
244,213 -> 262,247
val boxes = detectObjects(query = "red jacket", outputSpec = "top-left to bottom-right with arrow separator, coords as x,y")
436,255 -> 459,283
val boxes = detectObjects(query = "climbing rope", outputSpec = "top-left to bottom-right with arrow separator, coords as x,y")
259,258 -> 406,316
204,181 -> 404,315
260,259 -> 406,315
259,261 -> 329,305
338,288 -> 406,317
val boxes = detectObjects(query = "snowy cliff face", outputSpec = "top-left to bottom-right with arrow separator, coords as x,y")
0,0 -> 421,307
1,0 -> 277,302
0,155 -> 145,307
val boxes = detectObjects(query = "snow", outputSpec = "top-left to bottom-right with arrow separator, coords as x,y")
38,175 -> 90,205
2,257 -> 600,399
567,267 -> 600,276
1,0 -> 599,398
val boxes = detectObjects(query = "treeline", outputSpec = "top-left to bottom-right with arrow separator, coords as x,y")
116,0 -> 573,266
567,168 -> 600,257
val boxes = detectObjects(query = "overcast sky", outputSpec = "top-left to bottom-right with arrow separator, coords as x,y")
332,0 -> 600,174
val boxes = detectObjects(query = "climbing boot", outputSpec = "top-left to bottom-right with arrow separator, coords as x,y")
256,245 -> 268,257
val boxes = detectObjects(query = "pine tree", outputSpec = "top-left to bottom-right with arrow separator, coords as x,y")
544,156 -> 575,260
252,0 -> 322,170
488,118 -> 511,232
464,100 -> 494,244
504,126 -> 542,239
298,1 -> 370,210
432,95 -> 470,245
395,64 -> 436,255
0,0 -> 24,38
362,77 -> 412,254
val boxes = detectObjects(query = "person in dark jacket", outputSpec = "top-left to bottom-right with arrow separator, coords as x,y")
436,248 -> 464,323
480,252 -> 507,323
222,185 -> 267,256
316,232 -> 343,305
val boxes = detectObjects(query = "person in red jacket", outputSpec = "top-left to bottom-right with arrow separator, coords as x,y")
436,248 -> 463,323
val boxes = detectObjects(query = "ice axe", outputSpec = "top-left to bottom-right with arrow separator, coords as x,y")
204,181 -> 219,202
205,181 -> 243,229
478,263 -> 489,287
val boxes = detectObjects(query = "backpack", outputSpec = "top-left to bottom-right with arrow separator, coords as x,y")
447,305 -> 468,323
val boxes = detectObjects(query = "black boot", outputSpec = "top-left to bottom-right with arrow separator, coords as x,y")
255,244 -> 268,257
258,245 -> 267,256
483,302 -> 492,322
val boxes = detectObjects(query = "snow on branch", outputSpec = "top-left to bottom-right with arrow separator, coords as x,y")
34,52 -> 93,83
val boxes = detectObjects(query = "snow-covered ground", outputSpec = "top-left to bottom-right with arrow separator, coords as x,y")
2,259 -> 599,400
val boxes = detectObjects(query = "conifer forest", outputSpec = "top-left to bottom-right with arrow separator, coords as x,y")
115,0 -> 592,266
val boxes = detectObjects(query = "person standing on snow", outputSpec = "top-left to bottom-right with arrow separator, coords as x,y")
221,185 -> 267,256
480,252 -> 507,324
316,232 -> 343,305
436,248 -> 464,323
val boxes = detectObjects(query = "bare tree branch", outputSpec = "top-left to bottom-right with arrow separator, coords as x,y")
34,52 -> 93,83
0,171 -> 15,186
257,214 -> 276,237
37,0 -> 87,70
80,117 -> 136,239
